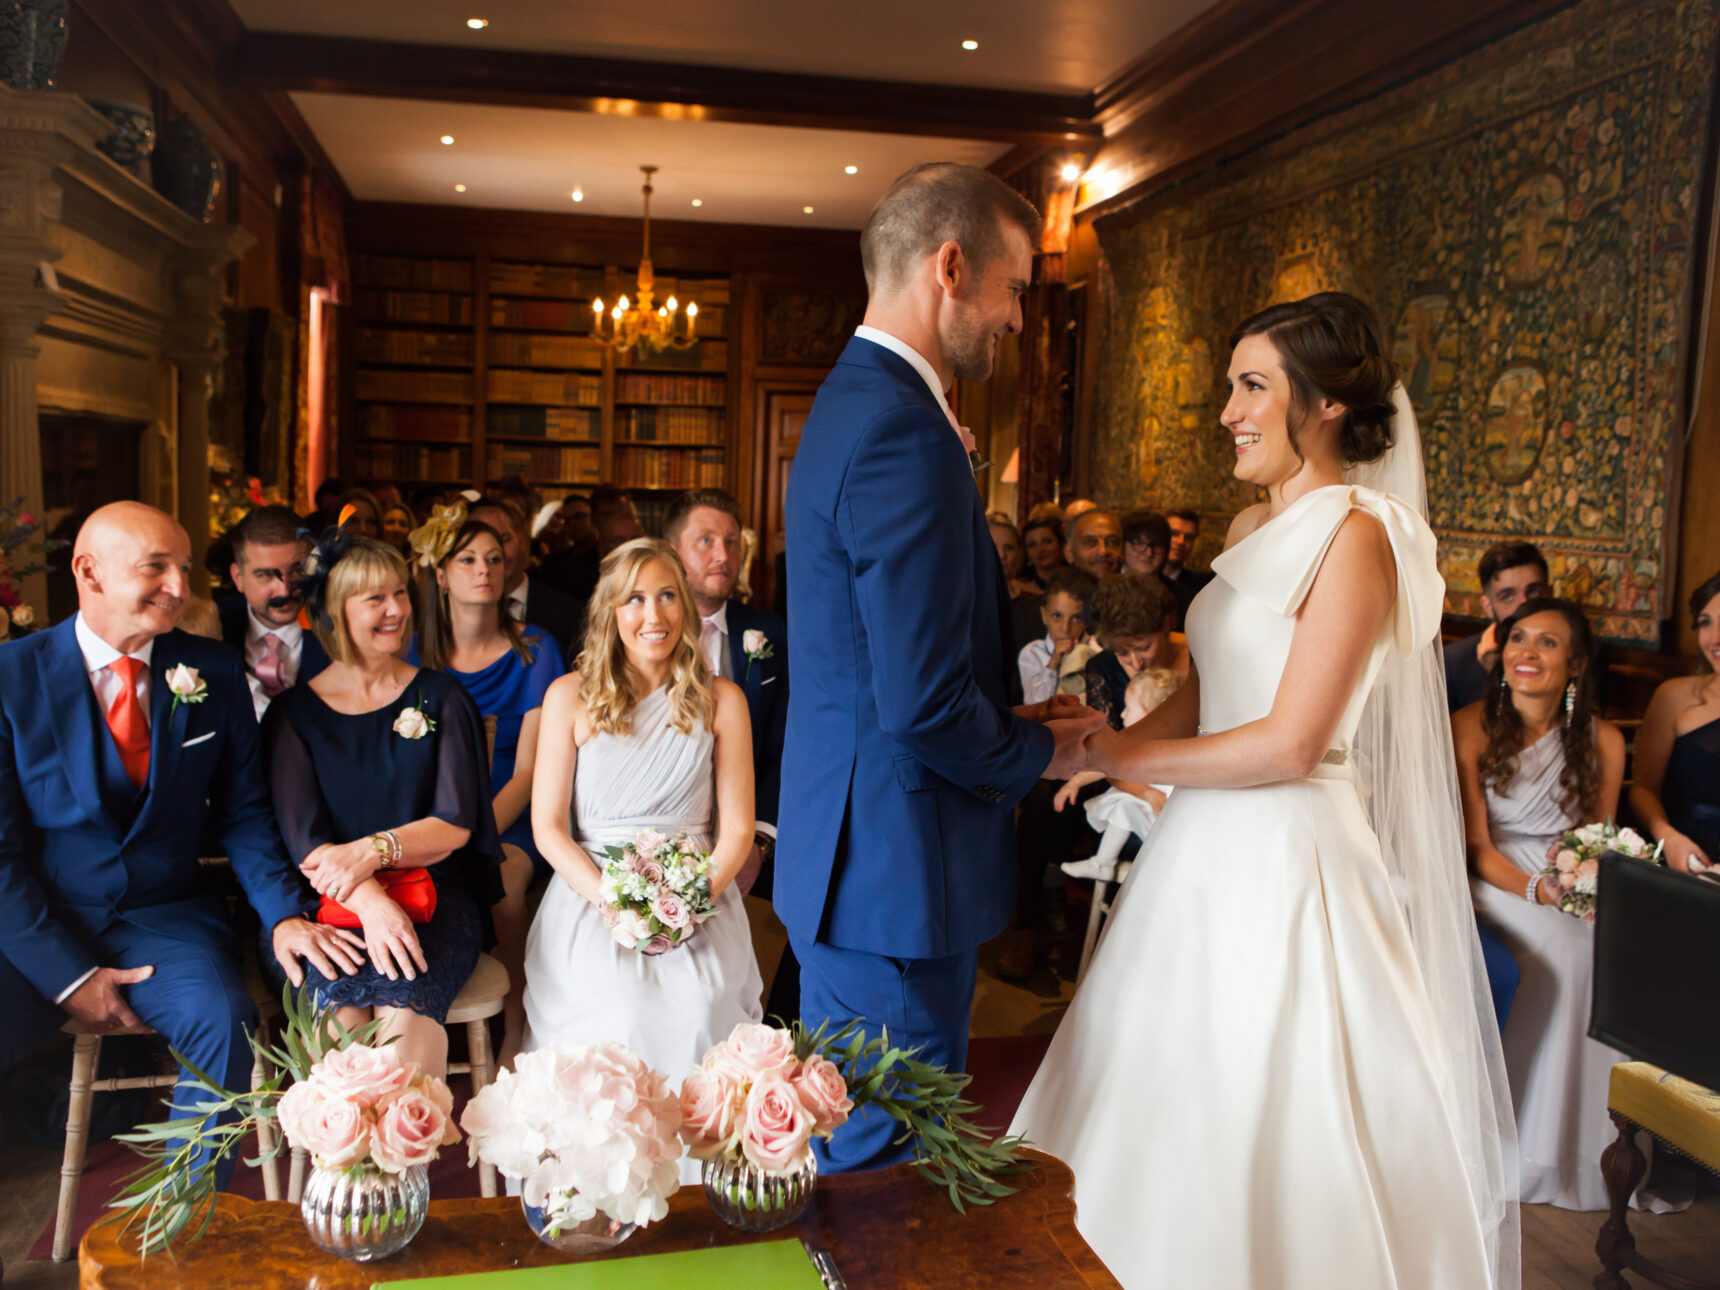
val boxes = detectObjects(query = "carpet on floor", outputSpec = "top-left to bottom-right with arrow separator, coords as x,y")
29,1033 -> 1054,1260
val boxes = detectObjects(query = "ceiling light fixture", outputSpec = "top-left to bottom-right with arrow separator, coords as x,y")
803,205 -> 815,214
844,165 -> 858,175
961,39 -> 978,50
1060,162 -> 1081,183
691,198 -> 702,207
454,183 -> 467,192
440,135 -> 455,145
571,187 -> 584,202
467,17 -> 487,28
591,165 -> 699,353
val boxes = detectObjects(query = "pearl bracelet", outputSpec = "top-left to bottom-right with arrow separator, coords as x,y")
1524,872 -> 1542,904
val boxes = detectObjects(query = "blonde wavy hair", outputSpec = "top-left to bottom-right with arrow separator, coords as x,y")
578,537 -> 714,736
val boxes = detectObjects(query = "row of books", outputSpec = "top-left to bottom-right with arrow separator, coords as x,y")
356,444 -> 468,480
487,333 -> 605,368
490,262 -> 605,298
485,444 -> 602,483
612,447 -> 725,489
356,370 -> 474,403
615,406 -> 725,442
357,329 -> 475,365
490,299 -> 599,332
487,369 -> 602,405
360,406 -> 471,442
614,373 -> 725,404
356,289 -> 474,326
354,256 -> 474,292
486,406 -> 600,440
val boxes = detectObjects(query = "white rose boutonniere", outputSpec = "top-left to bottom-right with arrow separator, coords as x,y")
9,604 -> 32,628
393,691 -> 437,740
742,629 -> 774,681
165,664 -> 208,715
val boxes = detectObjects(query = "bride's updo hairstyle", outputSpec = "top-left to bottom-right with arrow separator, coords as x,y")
1229,292 -> 1399,466
578,537 -> 715,738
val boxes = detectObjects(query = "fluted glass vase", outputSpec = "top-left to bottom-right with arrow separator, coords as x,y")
702,1146 -> 817,1232
521,1193 -> 637,1253
300,1161 -> 428,1262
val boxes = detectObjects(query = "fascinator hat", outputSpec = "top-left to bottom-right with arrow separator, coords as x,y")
296,503 -> 359,633
407,501 -> 468,570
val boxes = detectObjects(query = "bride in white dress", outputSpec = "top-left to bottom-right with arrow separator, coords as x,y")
523,538 -> 763,1181
1012,294 -> 1519,1289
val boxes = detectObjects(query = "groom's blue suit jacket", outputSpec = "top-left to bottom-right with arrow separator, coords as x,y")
0,618 -> 311,1002
777,337 -> 1052,959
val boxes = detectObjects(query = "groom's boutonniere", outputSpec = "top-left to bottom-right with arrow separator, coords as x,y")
742,629 -> 774,681
969,449 -> 992,474
164,664 -> 208,715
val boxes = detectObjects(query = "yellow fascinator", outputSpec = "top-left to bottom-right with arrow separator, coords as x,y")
408,501 -> 467,569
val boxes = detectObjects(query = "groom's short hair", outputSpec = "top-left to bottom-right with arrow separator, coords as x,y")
861,163 -> 1042,296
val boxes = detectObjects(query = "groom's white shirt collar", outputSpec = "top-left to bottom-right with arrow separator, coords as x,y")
854,326 -> 955,427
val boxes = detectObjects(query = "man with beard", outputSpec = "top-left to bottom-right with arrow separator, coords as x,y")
1444,540 -> 1550,713
220,505 -> 329,719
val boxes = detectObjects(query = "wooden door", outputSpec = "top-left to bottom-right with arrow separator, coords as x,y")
755,383 -> 817,613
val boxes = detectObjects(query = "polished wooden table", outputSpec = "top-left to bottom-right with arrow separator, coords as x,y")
80,1150 -> 1119,1288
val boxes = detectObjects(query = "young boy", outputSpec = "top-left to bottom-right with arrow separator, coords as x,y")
1055,668 -> 1181,881
1018,566 -> 1097,704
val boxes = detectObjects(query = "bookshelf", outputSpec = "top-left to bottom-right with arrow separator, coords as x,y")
349,253 -> 733,500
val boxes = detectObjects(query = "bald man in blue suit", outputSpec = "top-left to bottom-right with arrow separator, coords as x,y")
777,164 -> 1098,1172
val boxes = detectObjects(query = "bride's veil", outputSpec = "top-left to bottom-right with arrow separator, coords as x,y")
1347,386 -> 1522,1289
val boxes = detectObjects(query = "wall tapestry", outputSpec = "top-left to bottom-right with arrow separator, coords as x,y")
1088,0 -> 1720,640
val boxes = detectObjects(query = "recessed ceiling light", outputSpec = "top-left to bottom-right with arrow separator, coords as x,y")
961,39 -> 978,50
844,165 -> 858,175
803,205 -> 814,214
467,17 -> 487,28
691,198 -> 702,207
454,183 -> 467,193
440,135 -> 455,146
1060,162 -> 1081,182
571,187 -> 583,202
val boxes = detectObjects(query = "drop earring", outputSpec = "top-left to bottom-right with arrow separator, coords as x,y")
1564,681 -> 1576,728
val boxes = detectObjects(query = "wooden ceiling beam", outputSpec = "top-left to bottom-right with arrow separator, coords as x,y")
224,33 -> 1102,147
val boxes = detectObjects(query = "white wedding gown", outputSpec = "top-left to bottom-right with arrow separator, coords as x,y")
1012,486 -> 1497,1289
521,685 -> 763,1182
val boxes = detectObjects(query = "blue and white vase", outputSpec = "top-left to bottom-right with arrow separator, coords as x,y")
152,113 -> 222,222
0,0 -> 68,90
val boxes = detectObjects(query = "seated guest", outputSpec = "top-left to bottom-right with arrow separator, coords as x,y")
177,596 -> 223,640
1081,571 -> 1184,729
1057,668 -> 1181,881
262,529 -> 503,1080
1018,566 -> 1094,705
989,517 -> 1039,598
1162,508 -> 1214,599
1063,498 -> 1097,519
304,476 -> 345,535
0,502 -> 349,1184
1121,510 -> 1170,578
1065,508 -> 1123,580
380,500 -> 417,559
468,496 -> 580,665
220,505 -> 329,720
537,485 -> 645,625
1453,597 -> 1631,1210
1445,540 -> 1550,713
410,507 -> 562,1069
1020,515 -> 1065,590
338,487 -> 385,542
664,488 -> 794,1016
1628,568 -> 1720,876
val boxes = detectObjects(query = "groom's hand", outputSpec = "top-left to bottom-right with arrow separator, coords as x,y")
1043,713 -> 1109,780
1015,695 -> 1095,724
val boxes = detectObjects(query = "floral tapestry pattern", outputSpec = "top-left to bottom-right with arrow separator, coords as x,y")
1088,0 -> 1719,640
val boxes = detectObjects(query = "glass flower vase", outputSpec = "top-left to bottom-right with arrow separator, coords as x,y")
299,1161 -> 428,1262
702,1146 -> 818,1232
521,1194 -> 637,1253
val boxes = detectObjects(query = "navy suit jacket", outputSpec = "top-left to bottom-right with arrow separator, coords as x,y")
218,596 -> 330,687
777,337 -> 1053,959
0,618 -> 312,1001
723,599 -> 788,834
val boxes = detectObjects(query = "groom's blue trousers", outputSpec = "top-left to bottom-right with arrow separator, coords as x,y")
791,934 -> 977,1173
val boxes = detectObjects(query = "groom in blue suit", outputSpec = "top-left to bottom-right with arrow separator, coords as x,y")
0,502 -> 360,1178
778,164 -> 1094,1172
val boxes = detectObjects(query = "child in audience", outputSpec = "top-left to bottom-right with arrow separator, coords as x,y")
1018,566 -> 1096,704
1055,668 -> 1181,881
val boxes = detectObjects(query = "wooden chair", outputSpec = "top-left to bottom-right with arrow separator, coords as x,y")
1074,860 -> 1132,985
284,951 -> 510,1203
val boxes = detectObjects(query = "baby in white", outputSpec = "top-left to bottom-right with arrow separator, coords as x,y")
1057,669 -> 1181,882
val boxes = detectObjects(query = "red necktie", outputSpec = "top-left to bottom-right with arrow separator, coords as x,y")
105,656 -> 150,789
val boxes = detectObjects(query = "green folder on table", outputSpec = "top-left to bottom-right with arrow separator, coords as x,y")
373,1238 -> 827,1289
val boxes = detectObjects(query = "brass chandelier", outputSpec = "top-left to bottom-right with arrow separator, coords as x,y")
592,165 -> 699,352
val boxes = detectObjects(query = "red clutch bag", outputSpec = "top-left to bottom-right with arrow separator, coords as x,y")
316,868 -> 437,927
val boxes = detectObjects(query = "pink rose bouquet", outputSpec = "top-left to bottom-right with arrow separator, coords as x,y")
597,828 -> 717,953
275,1043 -> 458,1173
1539,819 -> 1664,922
460,1042 -> 683,1236
680,1023 -> 851,1169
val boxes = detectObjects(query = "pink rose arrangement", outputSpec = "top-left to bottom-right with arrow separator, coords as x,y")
680,1023 -> 853,1173
1539,820 -> 1664,922
275,1043 -> 459,1174
460,1042 -> 683,1235
597,828 -> 717,954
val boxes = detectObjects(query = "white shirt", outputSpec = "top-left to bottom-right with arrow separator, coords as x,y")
1018,635 -> 1061,706
244,607 -> 304,720
64,614 -> 155,1003
700,602 -> 732,682
506,575 -> 530,625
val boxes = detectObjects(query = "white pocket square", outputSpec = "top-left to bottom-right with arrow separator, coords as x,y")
181,732 -> 216,749
760,676 -> 778,687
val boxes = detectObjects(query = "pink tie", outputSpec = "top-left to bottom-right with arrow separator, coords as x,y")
700,618 -> 723,679
255,633 -> 287,698
943,397 -> 977,454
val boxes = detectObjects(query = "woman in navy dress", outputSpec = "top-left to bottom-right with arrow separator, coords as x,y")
411,509 -> 562,1068
262,531 -> 501,1079
1630,568 -> 1720,876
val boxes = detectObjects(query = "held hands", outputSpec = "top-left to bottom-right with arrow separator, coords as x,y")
62,965 -> 154,1032
344,881 -> 428,982
271,915 -> 366,987
1044,712 -> 1109,780
300,839 -> 380,904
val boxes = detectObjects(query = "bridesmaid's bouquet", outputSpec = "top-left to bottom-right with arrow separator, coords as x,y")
1539,820 -> 1664,921
597,828 -> 717,954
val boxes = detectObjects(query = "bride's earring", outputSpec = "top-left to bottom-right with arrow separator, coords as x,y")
1564,681 -> 1576,728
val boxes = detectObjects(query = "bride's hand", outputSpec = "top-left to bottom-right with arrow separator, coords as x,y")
1044,713 -> 1109,780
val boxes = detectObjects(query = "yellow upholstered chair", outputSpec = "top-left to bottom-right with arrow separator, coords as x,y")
1595,1061 -> 1720,1289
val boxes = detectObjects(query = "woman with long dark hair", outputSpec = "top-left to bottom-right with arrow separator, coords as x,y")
1454,596 -> 1628,1210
